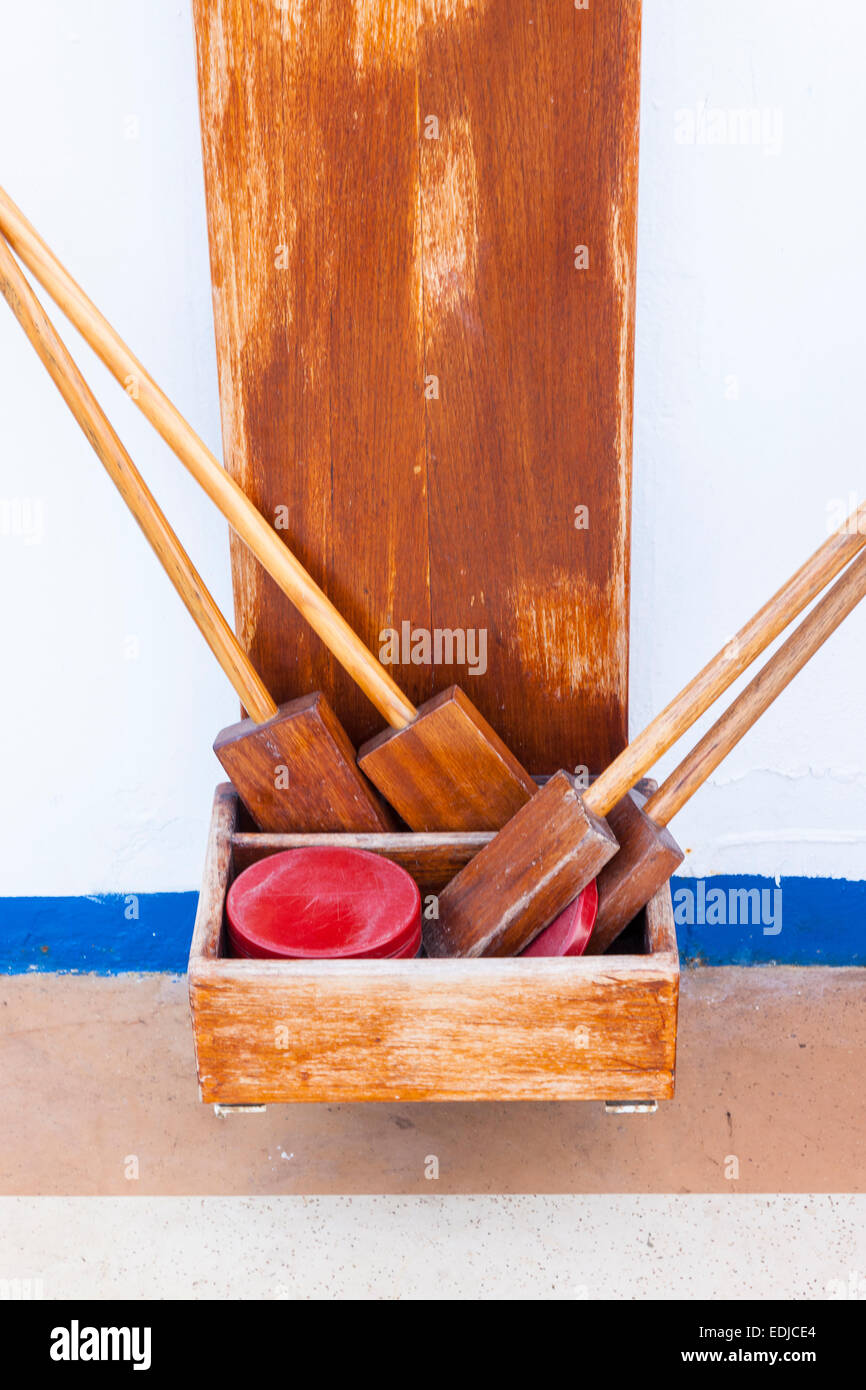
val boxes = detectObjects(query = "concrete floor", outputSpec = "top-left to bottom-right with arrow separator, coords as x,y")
3,1195 -> 865,1299
1,966 -> 864,1194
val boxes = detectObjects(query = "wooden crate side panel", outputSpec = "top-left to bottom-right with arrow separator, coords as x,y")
643,886 -> 679,1092
231,828 -> 492,897
190,957 -> 677,1103
189,783 -> 237,964
646,875 -> 679,958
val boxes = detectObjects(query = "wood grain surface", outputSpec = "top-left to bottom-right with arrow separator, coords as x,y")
587,789 -> 684,956
193,0 -> 430,732
357,684 -> 536,830
231,826 -> 493,896
189,787 -> 678,1104
416,1 -> 640,771
213,692 -> 398,832
190,953 -> 677,1103
192,1 -> 642,770
425,770 -> 619,958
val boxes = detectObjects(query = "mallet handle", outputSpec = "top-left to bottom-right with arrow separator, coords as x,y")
0,186 -> 417,730
586,506 -> 866,817
645,547 -> 866,826
0,233 -> 278,725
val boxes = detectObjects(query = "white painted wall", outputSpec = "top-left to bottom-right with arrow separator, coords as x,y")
0,1 -> 864,895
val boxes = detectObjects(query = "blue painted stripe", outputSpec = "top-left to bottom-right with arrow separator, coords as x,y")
0,876 -> 864,973
671,875 -> 866,966
0,893 -> 198,974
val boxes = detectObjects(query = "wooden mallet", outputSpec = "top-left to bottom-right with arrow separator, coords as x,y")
0,187 -> 535,831
586,546 -> 866,955
0,230 -> 394,832
425,540 -> 866,958
4,185 -> 865,833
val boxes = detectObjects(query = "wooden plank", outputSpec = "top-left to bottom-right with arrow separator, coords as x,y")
192,2 -> 641,768
231,827 -> 492,896
416,1 -> 641,771
189,784 -> 237,965
645,869 -> 679,959
190,953 -> 677,1103
192,0 -> 431,742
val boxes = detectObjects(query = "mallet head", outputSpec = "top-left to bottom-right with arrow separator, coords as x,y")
423,770 -> 619,957
584,790 -> 684,955
214,690 -> 397,832
357,685 -> 537,831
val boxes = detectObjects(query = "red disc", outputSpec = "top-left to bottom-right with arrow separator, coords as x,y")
226,848 -> 422,960
521,880 -> 598,957
387,925 -> 423,958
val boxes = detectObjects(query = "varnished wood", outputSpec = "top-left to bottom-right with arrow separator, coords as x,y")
586,510 -> 866,819
426,529 -> 866,951
190,1 -> 643,770
190,3 -> 428,736
190,954 -> 678,1104
358,686 -> 536,831
0,185 -> 542,828
188,785 -> 678,1104
646,547 -> 866,826
0,232 -> 276,723
585,792 -> 684,956
645,872 -> 675,959
231,828 -> 492,897
213,692 -> 396,833
416,1 -> 642,771
589,549 -> 866,953
425,771 -> 618,958
0,230 -> 391,832
190,783 -> 239,965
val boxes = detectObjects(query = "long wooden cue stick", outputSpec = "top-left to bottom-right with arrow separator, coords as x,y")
0,186 -> 414,729
2,184 -> 865,776
586,546 -> 866,956
0,232 -> 276,724
584,518 -> 866,819
646,547 -> 866,826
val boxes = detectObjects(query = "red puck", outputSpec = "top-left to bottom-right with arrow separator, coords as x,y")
226,847 -> 422,960
521,880 -> 598,957
387,925 -> 423,958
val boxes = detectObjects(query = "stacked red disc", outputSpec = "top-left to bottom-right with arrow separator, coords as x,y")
226,847 -> 422,960
520,880 -> 598,957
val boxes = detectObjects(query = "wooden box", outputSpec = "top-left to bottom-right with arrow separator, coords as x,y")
189,785 -> 679,1105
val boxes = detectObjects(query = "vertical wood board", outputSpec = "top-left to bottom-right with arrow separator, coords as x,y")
193,1 -> 642,771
